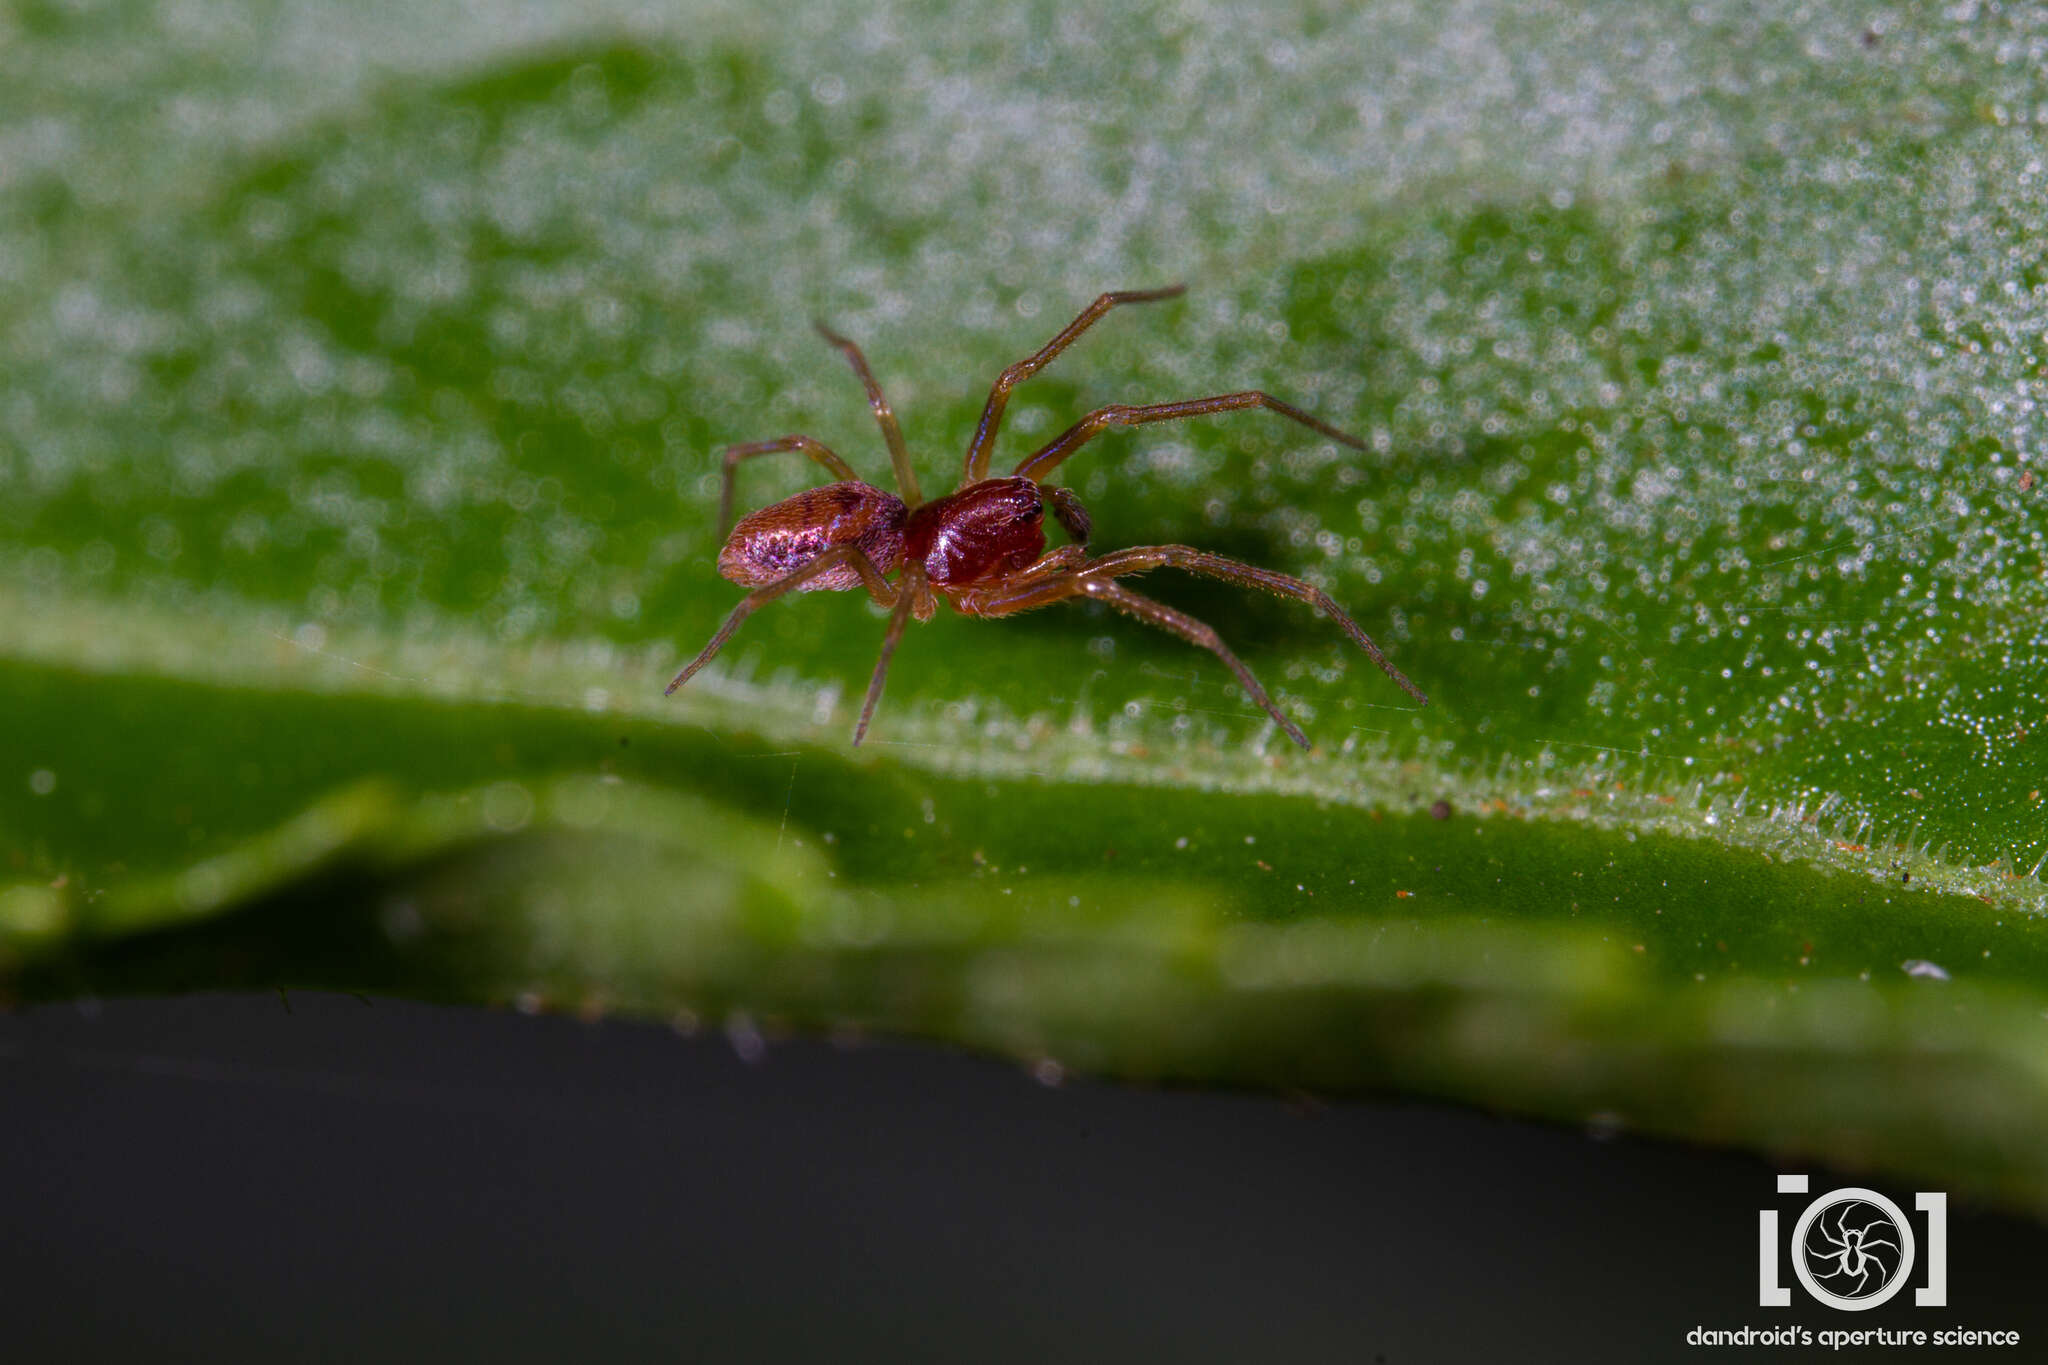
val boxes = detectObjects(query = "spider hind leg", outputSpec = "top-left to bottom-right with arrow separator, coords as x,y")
667,544 -> 897,694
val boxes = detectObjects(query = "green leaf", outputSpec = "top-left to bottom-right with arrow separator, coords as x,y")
5,3 -> 2047,1208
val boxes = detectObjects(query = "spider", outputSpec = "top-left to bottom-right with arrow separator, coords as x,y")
1806,1203 -> 1902,1298
666,285 -> 1428,747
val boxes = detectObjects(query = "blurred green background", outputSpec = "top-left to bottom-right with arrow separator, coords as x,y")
3,1 -> 2045,1208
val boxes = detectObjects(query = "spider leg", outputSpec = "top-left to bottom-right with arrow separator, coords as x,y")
1013,391 -> 1364,484
940,546 -> 1090,616
814,321 -> 925,507
957,569 -> 1312,749
854,565 -> 925,745
1077,545 -> 1428,705
961,285 -> 1186,485
666,545 -> 898,695
1026,544 -> 1092,577
718,435 -> 861,541
1081,578 -> 1313,749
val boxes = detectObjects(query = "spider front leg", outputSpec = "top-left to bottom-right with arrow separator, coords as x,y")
717,435 -> 861,541
958,566 -> 1313,749
667,544 -> 898,695
1080,578 -> 1314,747
1013,391 -> 1365,483
961,285 -> 1186,485
1077,545 -> 1427,704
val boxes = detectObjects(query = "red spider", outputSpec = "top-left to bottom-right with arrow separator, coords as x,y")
667,285 -> 1427,747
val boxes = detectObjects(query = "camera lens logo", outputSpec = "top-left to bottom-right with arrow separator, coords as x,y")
1790,1188 -> 1915,1311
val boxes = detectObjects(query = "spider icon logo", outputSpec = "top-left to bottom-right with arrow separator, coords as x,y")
1792,1190 -> 1914,1311
1758,1176 -> 1947,1310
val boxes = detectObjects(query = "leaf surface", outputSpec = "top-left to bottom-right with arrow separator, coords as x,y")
4,1 -> 2046,1208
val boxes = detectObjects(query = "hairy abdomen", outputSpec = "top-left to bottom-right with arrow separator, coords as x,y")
718,482 -> 909,590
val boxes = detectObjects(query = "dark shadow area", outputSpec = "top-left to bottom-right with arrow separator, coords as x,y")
3,993 -> 2042,1362
14,864 -> 427,1005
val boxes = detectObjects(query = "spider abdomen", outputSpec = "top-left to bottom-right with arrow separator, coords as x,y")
718,481 -> 908,590
904,477 -> 1046,587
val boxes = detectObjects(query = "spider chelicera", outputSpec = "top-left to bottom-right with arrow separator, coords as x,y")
666,285 -> 1428,747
